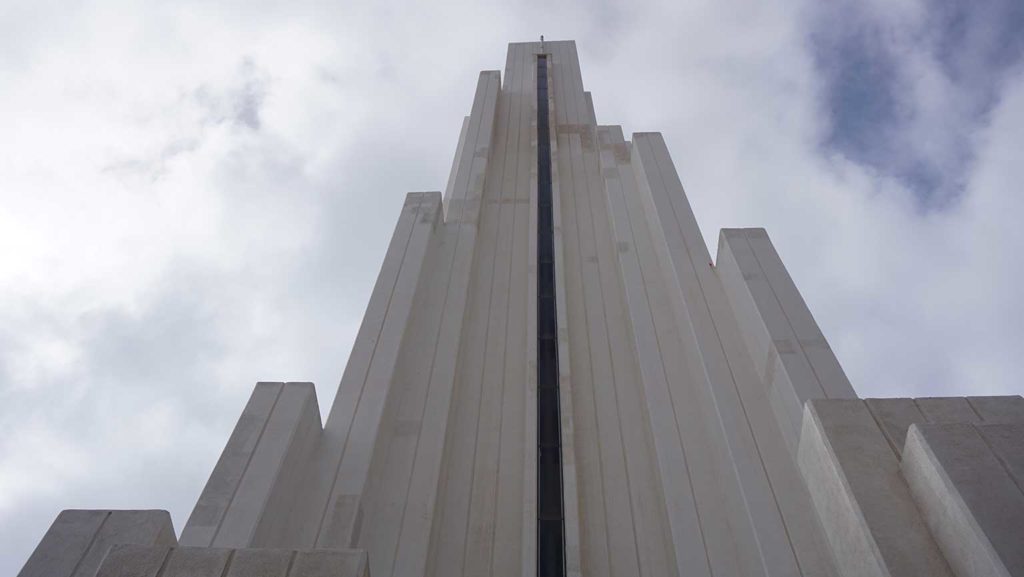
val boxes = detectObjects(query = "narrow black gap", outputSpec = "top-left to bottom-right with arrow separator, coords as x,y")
535,53 -> 566,577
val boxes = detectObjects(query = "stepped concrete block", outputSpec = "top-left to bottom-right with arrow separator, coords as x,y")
718,229 -> 856,456
19,510 -> 175,577
903,423 -> 1024,577
798,399 -> 953,577
182,382 -> 323,549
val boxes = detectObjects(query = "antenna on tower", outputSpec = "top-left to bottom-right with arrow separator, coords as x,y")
540,35 -> 545,51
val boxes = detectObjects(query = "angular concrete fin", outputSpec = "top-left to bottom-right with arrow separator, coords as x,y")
584,91 -> 596,125
599,124 -> 712,577
444,70 -> 501,225
798,400 -> 953,577
633,131 -> 806,576
19,510 -> 175,577
443,116 -> 471,218
903,423 -> 1024,577
717,227 -> 855,456
181,382 -> 284,547
313,192 -> 441,551
181,382 -> 322,549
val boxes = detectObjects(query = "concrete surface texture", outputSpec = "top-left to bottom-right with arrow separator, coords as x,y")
92,545 -> 368,577
17,40 -> 1024,577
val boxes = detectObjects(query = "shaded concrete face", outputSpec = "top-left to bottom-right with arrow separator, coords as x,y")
798,400 -> 954,577
903,423 -> 1024,577
799,398 -> 1024,577
94,546 -> 369,577
18,39 -> 1024,577
19,510 -> 176,577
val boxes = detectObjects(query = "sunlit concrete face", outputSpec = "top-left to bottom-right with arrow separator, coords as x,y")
19,40 -> 1024,577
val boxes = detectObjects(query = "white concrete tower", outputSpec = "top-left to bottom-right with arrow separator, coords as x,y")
20,40 -> 1024,577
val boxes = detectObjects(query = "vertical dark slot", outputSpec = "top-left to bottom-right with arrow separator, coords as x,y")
535,53 -> 566,577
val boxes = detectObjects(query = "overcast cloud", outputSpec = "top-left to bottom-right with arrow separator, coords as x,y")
2,0 -> 1023,572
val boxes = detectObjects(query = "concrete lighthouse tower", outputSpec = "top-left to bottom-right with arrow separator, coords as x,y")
20,40 -> 1024,577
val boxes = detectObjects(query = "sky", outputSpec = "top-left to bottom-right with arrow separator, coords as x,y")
2,0 -> 1023,571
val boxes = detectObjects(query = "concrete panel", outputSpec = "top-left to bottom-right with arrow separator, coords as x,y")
47,510 -> 174,577
916,397 -> 981,424
314,190 -> 442,552
968,396 -> 1024,423
741,228 -> 855,401
578,55 -> 683,577
357,234 -> 445,576
554,42 -> 633,577
349,192 -> 446,573
490,41 -> 532,577
93,546 -> 368,577
74,511 -> 176,577
519,45 -> 540,577
977,423 -> 1024,489
717,228 -> 855,458
403,52 -> 517,577
19,510 -> 109,577
19,510 -> 172,577
903,423 -> 1024,577
716,230 -> 775,387
94,544 -> 170,577
426,57 -> 520,577
865,398 -> 927,456
725,372 -> 839,577
461,43 -> 524,577
443,116 -> 471,218
426,231 -> 491,576
216,383 -> 322,548
181,382 -> 283,547
252,383 -> 323,548
390,71 -> 500,577
618,127 -> 759,576
718,228 -> 822,455
798,400 -> 953,577
552,42 -> 588,577
293,550 -> 369,577
634,131 -> 800,576
295,187 -> 434,550
600,125 -> 709,577
584,122 -> 677,577
162,547 -> 232,577
225,548 -> 292,577
865,396 -> 1020,458
710,231 -> 839,575
711,243 -> 838,576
